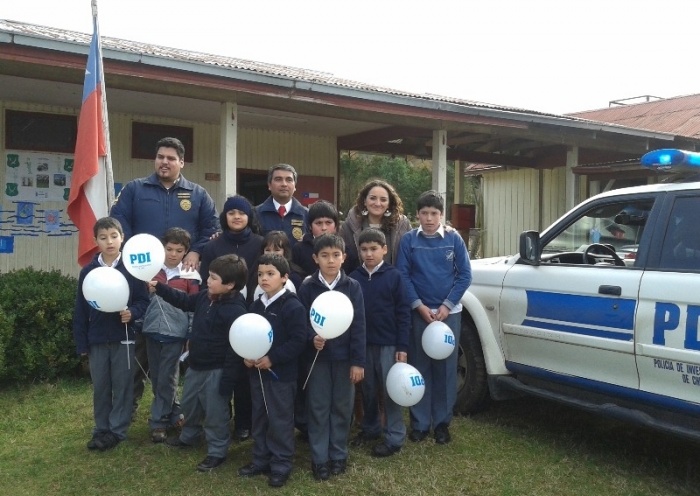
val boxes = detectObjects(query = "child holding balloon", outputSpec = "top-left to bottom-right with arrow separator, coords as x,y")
235,253 -> 308,488
348,228 -> 411,457
150,254 -> 248,472
73,217 -> 150,452
396,190 -> 472,445
297,233 -> 366,481
142,227 -> 200,443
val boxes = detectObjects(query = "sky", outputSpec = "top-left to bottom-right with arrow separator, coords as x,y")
4,0 -> 700,115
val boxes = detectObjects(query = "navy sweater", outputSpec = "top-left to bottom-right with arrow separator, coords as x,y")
73,254 -> 150,355
297,271 -> 366,368
349,263 -> 411,352
155,284 -> 247,371
249,290 -> 308,382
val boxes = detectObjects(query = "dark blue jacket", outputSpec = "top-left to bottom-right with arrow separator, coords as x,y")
248,290 -> 307,382
73,255 -> 150,355
155,284 -> 246,371
199,229 -> 263,300
349,263 -> 411,352
291,232 -> 316,278
297,271 -> 366,367
110,173 -> 219,255
255,196 -> 308,246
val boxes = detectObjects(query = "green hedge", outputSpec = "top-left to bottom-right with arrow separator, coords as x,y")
0,268 -> 80,384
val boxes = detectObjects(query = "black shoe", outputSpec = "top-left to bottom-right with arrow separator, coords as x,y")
238,462 -> 271,477
372,443 -> 401,457
312,462 -> 330,481
268,472 -> 290,488
94,432 -> 120,451
86,432 -> 105,450
197,456 -> 226,472
329,459 -> 347,476
165,436 -> 192,449
409,429 -> 429,442
234,428 -> 251,441
350,430 -> 380,447
434,423 -> 451,444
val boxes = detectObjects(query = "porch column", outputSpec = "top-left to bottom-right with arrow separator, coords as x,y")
565,145 -> 579,211
219,101 -> 238,207
453,159 -> 463,204
431,129 -> 448,200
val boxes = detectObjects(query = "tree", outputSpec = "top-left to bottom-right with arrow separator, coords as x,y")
339,153 -> 455,223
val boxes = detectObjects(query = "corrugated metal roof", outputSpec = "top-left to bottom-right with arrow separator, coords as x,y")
0,19 -> 560,118
571,93 -> 700,139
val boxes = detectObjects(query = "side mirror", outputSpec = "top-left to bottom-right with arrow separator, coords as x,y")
519,230 -> 541,266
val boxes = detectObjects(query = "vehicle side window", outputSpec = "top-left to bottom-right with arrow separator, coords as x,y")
658,197 -> 700,272
541,200 -> 652,267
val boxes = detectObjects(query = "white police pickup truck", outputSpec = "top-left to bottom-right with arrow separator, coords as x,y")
455,149 -> 700,441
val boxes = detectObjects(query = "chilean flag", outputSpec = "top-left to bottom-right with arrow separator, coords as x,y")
67,8 -> 113,267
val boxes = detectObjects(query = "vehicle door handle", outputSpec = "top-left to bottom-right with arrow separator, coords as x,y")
598,285 -> 621,296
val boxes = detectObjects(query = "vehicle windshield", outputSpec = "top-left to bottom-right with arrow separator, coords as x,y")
543,200 -> 653,261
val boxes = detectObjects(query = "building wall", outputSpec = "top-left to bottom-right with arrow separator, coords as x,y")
0,101 -> 337,277
482,167 -> 577,257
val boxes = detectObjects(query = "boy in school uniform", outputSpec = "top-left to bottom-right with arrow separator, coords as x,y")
348,228 -> 411,457
297,233 -> 366,481
396,190 -> 472,445
142,227 -> 200,443
73,217 -> 150,452
235,253 -> 308,488
151,254 -> 248,472
290,200 -> 340,439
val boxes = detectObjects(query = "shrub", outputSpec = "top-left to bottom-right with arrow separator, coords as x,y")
0,268 -> 80,383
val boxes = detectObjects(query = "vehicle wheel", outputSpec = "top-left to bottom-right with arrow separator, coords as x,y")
455,316 -> 489,414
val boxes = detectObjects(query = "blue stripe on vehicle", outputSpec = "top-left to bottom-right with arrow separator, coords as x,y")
506,361 -> 700,416
526,290 -> 636,330
521,319 -> 633,341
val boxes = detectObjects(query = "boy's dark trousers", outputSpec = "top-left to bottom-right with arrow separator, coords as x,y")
89,341 -> 135,440
250,372 -> 296,474
306,359 -> 354,464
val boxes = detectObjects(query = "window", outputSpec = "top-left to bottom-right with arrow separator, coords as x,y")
541,199 -> 653,267
5,110 -> 77,153
131,122 -> 193,162
658,196 -> 700,272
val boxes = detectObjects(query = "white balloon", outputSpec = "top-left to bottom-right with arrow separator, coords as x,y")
309,290 -> 354,339
386,362 -> 425,407
82,266 -> 130,313
253,279 -> 296,301
422,321 -> 456,360
229,313 -> 273,360
122,233 -> 166,282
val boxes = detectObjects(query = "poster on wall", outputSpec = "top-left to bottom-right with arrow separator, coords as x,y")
5,151 -> 73,202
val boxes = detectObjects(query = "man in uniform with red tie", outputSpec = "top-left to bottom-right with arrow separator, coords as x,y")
255,164 -> 308,247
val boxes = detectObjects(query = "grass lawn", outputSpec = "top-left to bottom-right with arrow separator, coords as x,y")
1,378 -> 698,495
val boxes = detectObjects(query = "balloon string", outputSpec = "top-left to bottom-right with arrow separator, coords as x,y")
154,295 -> 174,335
302,350 -> 320,390
259,369 -> 268,416
123,323 -> 131,370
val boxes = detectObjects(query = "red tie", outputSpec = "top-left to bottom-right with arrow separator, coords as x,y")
278,205 -> 287,217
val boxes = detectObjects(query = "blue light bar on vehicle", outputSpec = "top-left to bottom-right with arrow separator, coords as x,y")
641,149 -> 700,169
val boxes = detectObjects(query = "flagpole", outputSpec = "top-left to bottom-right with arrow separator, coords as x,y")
91,0 -> 115,207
